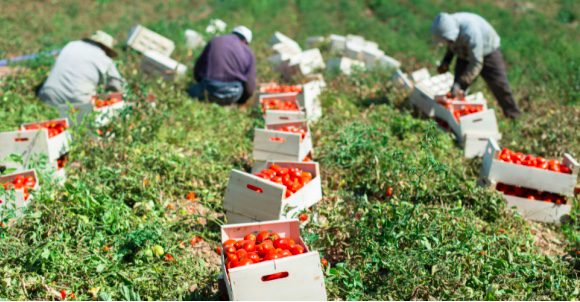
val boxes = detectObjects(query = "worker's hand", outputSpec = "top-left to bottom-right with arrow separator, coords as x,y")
450,83 -> 465,99
437,63 -> 449,74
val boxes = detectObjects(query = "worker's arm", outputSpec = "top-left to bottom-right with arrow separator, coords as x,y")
239,53 -> 257,104
456,29 -> 484,89
438,48 -> 455,73
105,63 -> 125,92
193,44 -> 210,82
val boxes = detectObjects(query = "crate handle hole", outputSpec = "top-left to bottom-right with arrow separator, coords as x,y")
269,137 -> 285,143
472,118 -> 483,122
261,272 -> 289,282
279,117 -> 289,120
247,184 -> 264,193
14,137 -> 29,142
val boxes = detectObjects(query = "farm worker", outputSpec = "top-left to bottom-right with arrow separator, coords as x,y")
188,26 -> 256,105
38,30 -> 124,106
431,12 -> 522,119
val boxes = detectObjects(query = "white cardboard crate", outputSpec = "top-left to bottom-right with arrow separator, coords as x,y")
328,34 -> 346,53
264,110 -> 307,126
224,161 -> 322,222
326,57 -> 365,76
272,42 -> 302,58
433,93 -> 497,137
344,40 -> 365,60
141,51 -> 187,81
409,72 -> 454,117
503,194 -> 571,225
0,169 -> 38,214
0,119 -> 71,163
362,47 -> 385,66
184,29 -> 205,49
221,219 -> 327,301
269,32 -> 302,53
287,49 -> 325,77
462,132 -> 502,159
253,121 -> 313,163
479,138 -> 579,196
58,94 -> 126,128
126,25 -> 175,56
206,19 -> 227,34
298,81 -> 323,122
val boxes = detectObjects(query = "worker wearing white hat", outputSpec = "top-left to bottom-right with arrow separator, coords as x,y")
38,30 -> 125,107
188,25 -> 256,105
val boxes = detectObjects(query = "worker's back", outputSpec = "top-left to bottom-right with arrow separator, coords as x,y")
194,34 -> 254,84
39,40 -> 115,106
453,12 -> 500,57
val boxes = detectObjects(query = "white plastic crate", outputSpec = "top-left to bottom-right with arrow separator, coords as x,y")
126,25 -> 175,56
253,121 -> 313,163
503,194 -> 571,225
224,161 -> 322,222
184,29 -> 205,49
326,57 -> 365,76
479,138 -> 579,196
0,119 -> 71,164
409,71 -> 454,117
287,49 -> 325,77
0,169 -> 38,214
140,51 -> 187,81
220,219 -> 327,301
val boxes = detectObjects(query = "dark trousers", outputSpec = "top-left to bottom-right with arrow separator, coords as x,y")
187,78 -> 243,106
455,50 -> 522,118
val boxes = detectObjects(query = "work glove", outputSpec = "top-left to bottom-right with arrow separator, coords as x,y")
437,64 -> 449,74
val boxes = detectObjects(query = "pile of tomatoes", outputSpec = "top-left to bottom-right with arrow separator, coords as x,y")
93,96 -> 122,108
255,164 -> 313,198
1,175 -> 36,201
220,230 -> 306,272
453,105 -> 483,121
261,84 -> 302,94
274,125 -> 308,140
261,99 -> 300,112
23,120 -> 67,138
496,183 -> 566,205
498,148 -> 572,174
57,154 -> 68,170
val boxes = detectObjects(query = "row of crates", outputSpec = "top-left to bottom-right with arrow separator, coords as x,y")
218,81 -> 328,300
406,67 -> 578,225
0,93 -> 126,216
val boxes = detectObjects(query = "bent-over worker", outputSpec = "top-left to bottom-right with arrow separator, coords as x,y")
431,12 -> 522,119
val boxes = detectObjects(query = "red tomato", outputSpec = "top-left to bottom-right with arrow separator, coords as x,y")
244,233 -> 256,242
264,250 -> 280,261
269,232 -> 280,241
236,249 -> 248,260
279,249 -> 292,258
248,252 -> 261,263
243,241 -> 256,253
256,231 -> 270,243
290,244 -> 305,255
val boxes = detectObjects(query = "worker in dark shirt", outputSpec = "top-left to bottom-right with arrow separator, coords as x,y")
188,26 -> 256,105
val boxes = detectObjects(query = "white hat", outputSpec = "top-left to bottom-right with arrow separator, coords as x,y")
89,30 -> 117,57
232,26 -> 253,44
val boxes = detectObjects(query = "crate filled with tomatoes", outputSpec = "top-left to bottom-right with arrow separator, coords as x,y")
0,169 -> 38,215
253,121 -> 313,164
409,70 -> 454,117
494,183 -> 571,224
433,92 -> 502,158
219,219 -> 327,301
0,118 -> 71,168
480,139 -> 579,223
224,162 -> 322,223
58,92 -> 125,128
259,93 -> 307,126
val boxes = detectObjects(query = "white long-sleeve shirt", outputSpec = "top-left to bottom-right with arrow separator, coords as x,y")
39,40 -> 124,106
